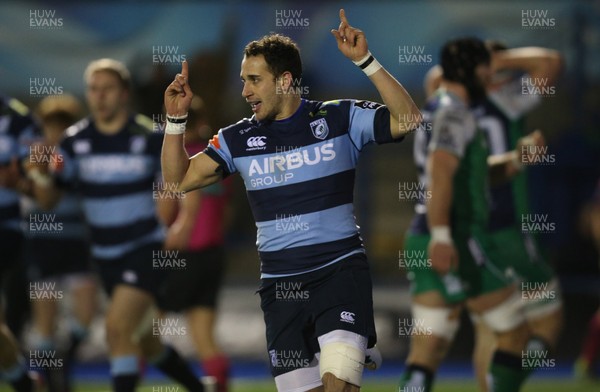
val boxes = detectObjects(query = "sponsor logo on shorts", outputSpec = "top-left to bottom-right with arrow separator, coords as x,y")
340,311 -> 355,324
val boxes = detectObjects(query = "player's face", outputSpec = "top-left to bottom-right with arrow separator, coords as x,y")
86,71 -> 128,124
240,54 -> 283,122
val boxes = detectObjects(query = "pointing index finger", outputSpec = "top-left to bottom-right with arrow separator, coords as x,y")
339,8 -> 349,26
181,60 -> 188,80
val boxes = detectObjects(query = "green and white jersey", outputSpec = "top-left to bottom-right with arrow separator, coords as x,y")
427,90 -> 490,236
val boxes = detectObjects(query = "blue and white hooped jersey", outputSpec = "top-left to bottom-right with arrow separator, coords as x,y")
0,96 -> 39,233
57,115 -> 164,260
205,98 -> 398,277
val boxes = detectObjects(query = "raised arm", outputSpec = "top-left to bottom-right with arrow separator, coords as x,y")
331,9 -> 422,138
492,47 -> 562,85
162,61 -> 221,193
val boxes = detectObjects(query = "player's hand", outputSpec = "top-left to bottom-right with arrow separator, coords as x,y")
330,9 -> 369,62
428,241 -> 458,275
517,129 -> 545,164
164,60 -> 193,117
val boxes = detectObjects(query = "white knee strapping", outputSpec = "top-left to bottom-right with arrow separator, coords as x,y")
274,358 -> 322,392
411,304 -> 460,341
318,330 -> 367,387
480,290 -> 526,333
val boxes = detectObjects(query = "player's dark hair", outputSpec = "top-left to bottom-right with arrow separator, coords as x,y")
441,37 -> 490,101
244,34 -> 302,82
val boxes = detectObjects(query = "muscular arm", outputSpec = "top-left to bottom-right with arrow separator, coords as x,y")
331,9 -> 421,139
162,61 -> 223,193
178,152 -> 221,193
164,188 -> 202,250
426,149 -> 460,275
426,150 -> 459,228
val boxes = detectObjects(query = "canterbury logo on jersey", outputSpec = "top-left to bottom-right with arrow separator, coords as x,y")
248,143 -> 335,176
246,136 -> 267,151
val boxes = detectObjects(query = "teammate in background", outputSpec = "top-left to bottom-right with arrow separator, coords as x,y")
26,59 -> 205,392
0,95 -> 41,392
574,179 -> 600,381
398,37 -> 539,392
420,41 -> 563,391
163,9 -> 421,392
158,96 -> 232,392
24,94 -> 98,392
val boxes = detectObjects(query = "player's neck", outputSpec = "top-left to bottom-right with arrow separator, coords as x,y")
275,95 -> 302,121
94,110 -> 129,135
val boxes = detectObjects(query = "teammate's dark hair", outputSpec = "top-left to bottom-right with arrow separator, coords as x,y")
441,37 -> 490,101
244,34 -> 302,82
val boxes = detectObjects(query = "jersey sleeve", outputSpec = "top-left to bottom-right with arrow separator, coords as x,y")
346,100 -> 393,149
488,73 -> 541,120
204,128 -> 238,177
428,106 -> 476,158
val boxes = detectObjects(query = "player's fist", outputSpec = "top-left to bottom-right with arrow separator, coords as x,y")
428,241 -> 458,275
330,9 -> 369,62
164,60 -> 193,117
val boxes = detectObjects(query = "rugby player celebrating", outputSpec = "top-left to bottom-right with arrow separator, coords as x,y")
162,9 -> 420,392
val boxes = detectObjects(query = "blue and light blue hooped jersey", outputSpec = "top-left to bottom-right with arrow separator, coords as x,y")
205,98 -> 399,277
0,96 -> 39,233
57,115 -> 164,260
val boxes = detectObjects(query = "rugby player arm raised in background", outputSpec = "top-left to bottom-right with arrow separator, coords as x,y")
162,60 -> 221,193
330,9 -> 421,138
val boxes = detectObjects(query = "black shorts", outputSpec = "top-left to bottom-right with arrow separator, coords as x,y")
95,242 -> 166,299
258,252 -> 376,377
158,246 -> 227,311
25,238 -> 91,282
0,230 -> 23,291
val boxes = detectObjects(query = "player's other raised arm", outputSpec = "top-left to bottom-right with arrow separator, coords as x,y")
162,61 -> 221,193
331,9 -> 422,138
